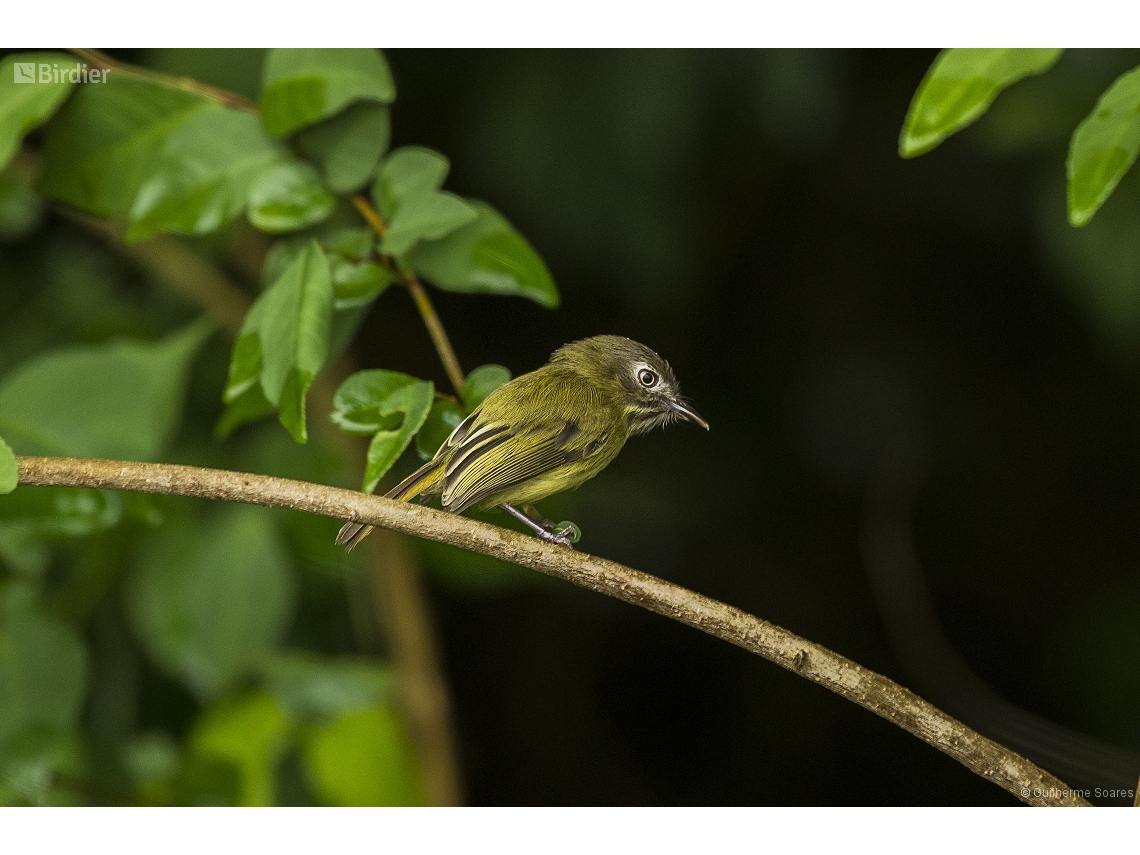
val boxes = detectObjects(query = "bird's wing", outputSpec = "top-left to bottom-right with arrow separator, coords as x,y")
438,412 -> 607,514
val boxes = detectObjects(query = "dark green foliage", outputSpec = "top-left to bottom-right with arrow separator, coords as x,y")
0,46 -> 563,805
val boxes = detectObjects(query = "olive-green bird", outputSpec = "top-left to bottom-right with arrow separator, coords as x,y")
336,335 -> 708,551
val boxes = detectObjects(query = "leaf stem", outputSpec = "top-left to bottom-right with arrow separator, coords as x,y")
14,456 -> 1096,808
67,49 -> 258,112
351,194 -> 467,397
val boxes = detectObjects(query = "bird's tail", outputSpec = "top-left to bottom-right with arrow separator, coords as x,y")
335,458 -> 446,552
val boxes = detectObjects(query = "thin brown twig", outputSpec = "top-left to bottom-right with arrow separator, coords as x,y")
14,456 -> 1094,807
67,49 -> 258,111
351,194 -> 467,397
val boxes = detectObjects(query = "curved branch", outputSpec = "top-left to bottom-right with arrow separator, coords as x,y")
15,456 -> 1091,807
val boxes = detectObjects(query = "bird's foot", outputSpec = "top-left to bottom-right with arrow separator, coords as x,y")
500,504 -> 581,548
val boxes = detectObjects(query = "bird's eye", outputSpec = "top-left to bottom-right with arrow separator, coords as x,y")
637,368 -> 658,387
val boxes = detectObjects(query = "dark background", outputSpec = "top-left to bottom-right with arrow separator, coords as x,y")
8,48 -> 1140,806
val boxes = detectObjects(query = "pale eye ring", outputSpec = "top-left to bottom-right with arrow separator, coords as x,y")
637,368 -> 658,387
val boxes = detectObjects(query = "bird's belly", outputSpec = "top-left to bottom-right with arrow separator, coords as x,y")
475,444 -> 622,509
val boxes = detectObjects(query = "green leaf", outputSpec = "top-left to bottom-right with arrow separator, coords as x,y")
0,584 -> 87,751
247,161 -> 336,234
0,488 -> 124,577
126,505 -> 296,699
215,382 -> 275,440
38,75 -> 218,217
408,201 -> 559,307
462,364 -> 511,411
0,53 -> 76,172
0,320 -> 211,459
260,48 -> 395,137
415,400 -> 465,460
262,653 -> 395,721
331,370 -> 434,492
302,706 -> 423,806
1067,65 -> 1140,227
189,690 -> 292,806
372,147 -> 450,220
0,438 -> 15,495
227,241 -> 333,443
371,147 -> 477,256
297,101 -> 390,194
899,48 -> 1064,159
126,108 -> 286,242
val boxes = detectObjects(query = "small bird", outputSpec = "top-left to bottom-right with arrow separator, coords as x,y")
336,335 -> 708,551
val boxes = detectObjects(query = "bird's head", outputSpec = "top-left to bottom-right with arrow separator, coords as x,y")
551,335 -> 709,436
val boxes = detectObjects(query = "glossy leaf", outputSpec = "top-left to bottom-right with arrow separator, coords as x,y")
0,320 -> 211,459
331,370 -> 433,492
1067,65 -> 1140,227
462,364 -> 511,411
0,437 -> 15,494
260,48 -> 395,137
226,241 -> 333,442
0,52 -> 76,171
899,49 -> 1063,159
38,75 -> 218,217
371,147 -> 477,256
126,505 -> 296,699
262,653 -> 395,721
127,108 -> 285,242
415,400 -> 464,460
246,161 -> 336,234
0,584 -> 87,751
302,706 -> 423,806
189,690 -> 292,806
408,201 -> 559,307
297,101 -> 390,194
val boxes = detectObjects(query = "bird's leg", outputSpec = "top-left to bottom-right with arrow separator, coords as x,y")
521,504 -> 558,532
499,503 -> 578,548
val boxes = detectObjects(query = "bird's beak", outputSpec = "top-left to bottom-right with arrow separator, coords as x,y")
666,398 -> 709,430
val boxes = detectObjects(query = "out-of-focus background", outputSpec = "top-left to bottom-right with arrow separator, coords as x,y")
3,48 -> 1140,806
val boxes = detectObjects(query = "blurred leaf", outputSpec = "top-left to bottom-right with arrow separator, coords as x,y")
900,48 -> 1064,158
174,754 -> 242,806
0,487 -> 124,577
331,370 -> 433,492
262,653 -> 395,721
189,690 -> 291,806
247,161 -> 336,234
462,364 -> 511,411
0,168 -> 44,240
0,438 -> 14,494
415,400 -> 464,460
1067,65 -> 1140,227
126,108 -> 285,242
408,201 -> 559,308
0,726 -> 84,806
121,732 -> 181,787
0,52 -> 76,171
0,584 -> 87,751
371,147 -> 477,256
260,48 -> 395,137
215,381 -> 275,440
226,241 -> 333,442
298,101 -> 390,194
0,320 -> 211,459
38,75 -> 218,217
126,505 -> 296,698
302,706 -> 423,806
